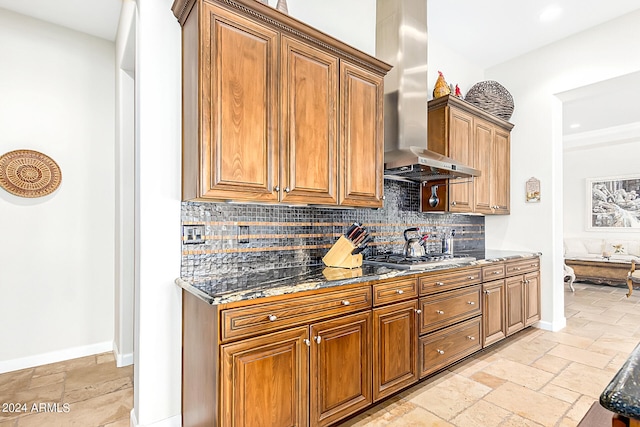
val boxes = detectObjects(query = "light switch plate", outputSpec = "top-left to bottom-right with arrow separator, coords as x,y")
183,225 -> 205,244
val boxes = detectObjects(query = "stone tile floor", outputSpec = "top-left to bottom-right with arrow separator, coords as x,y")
0,282 -> 636,426
339,282 -> 640,426
0,352 -> 132,427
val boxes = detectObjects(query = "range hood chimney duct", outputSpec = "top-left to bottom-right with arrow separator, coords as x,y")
376,0 -> 480,182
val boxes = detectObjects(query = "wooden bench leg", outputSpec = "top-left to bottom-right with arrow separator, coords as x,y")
628,276 -> 633,298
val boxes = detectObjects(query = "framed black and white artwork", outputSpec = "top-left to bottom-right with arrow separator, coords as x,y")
587,175 -> 640,230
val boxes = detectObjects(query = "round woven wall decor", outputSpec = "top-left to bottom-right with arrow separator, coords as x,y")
464,80 -> 514,121
0,149 -> 62,198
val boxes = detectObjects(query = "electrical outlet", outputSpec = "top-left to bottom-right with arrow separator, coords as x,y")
238,225 -> 249,244
183,225 -> 205,244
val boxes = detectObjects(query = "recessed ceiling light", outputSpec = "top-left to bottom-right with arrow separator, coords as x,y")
539,5 -> 563,23
570,123 -> 581,129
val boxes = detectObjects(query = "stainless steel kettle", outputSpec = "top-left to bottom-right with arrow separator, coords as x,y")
403,227 -> 426,257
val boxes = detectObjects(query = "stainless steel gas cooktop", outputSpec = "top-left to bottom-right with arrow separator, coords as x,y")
364,253 -> 476,270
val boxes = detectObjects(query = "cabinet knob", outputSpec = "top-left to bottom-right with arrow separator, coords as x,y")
268,315 -> 277,321
467,336 -> 476,341
484,290 -> 490,294
451,201 -> 457,206
437,349 -> 445,355
515,267 -> 521,271
284,187 -> 291,193
468,276 -> 475,280
304,339 -> 311,346
493,271 -> 500,275
415,309 -> 422,314
396,289 -> 404,295
436,281 -> 445,286
467,301 -> 475,305
275,185 -> 280,192
531,263 -> 538,267
525,279 -> 530,284
436,310 -> 445,315
314,336 -> 321,344
341,300 -> 350,306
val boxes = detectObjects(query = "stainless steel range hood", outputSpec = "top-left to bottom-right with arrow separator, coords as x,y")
376,0 -> 480,183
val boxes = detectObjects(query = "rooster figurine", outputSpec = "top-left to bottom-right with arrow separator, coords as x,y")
455,84 -> 462,98
433,71 -> 451,98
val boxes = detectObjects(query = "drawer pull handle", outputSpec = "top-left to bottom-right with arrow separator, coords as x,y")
396,289 -> 404,295
415,309 -> 422,314
304,339 -> 311,347
436,310 -> 445,315
268,315 -> 277,321
437,349 -> 445,355
436,281 -> 445,286
314,336 -> 321,344
467,336 -> 476,341
341,300 -> 350,306
515,267 -> 521,271
467,301 -> 475,305
493,271 -> 500,275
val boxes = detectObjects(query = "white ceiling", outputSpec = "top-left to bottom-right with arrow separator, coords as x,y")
0,0 -> 122,41
2,0 -> 638,136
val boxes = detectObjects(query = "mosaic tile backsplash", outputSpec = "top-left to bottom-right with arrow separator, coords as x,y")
181,180 -> 485,278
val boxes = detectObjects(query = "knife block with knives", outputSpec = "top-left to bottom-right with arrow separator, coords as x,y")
322,223 -> 371,269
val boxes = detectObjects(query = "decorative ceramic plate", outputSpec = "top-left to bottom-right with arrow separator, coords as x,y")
0,149 -> 62,198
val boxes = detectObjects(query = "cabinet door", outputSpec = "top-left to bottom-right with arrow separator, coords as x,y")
200,3 -> 279,202
482,280 -> 506,347
281,36 -> 339,204
505,275 -> 525,336
492,128 -> 510,214
524,271 -> 541,326
310,311 -> 372,427
339,62 -> 384,208
473,119 -> 493,214
373,300 -> 418,401
448,108 -> 474,212
221,327 -> 309,427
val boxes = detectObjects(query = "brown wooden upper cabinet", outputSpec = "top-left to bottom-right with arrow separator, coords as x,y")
424,95 -> 514,214
172,0 -> 391,207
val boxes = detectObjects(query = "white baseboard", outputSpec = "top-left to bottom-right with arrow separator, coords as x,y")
0,341 -> 113,374
113,341 -> 134,367
536,317 -> 567,332
130,410 -> 181,427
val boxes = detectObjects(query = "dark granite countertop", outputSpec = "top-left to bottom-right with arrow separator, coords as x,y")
600,342 -> 640,419
175,249 -> 541,305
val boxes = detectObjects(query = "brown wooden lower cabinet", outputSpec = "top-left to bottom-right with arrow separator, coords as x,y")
373,300 -> 419,401
482,279 -> 507,346
524,271 -> 541,326
221,327 -> 309,427
505,275 -> 525,336
310,312 -> 372,427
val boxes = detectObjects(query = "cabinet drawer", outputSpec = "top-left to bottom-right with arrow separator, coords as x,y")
419,317 -> 482,378
482,263 -> 505,280
506,258 -> 540,276
372,277 -> 418,306
221,286 -> 372,341
419,285 -> 481,334
418,268 -> 481,296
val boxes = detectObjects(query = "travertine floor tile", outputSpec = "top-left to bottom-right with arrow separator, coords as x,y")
386,407 -> 453,427
406,374 -> 491,420
537,331 -> 595,349
551,362 -> 616,398
28,372 -> 65,389
539,382 -> 580,404
451,400 -> 511,427
32,355 -> 96,377
484,381 -> 571,426
469,371 -> 506,390
64,362 -> 132,392
531,354 -> 571,374
547,344 -> 613,369
480,358 -> 554,390
499,413 -> 544,426
565,395 -> 599,422
488,337 -> 557,365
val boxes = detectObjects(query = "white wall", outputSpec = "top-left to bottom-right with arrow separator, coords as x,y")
482,11 -> 640,330
132,0 -> 182,425
0,9 -> 115,371
564,127 -> 640,239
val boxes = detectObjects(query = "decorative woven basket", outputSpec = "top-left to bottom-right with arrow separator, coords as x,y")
464,80 -> 514,121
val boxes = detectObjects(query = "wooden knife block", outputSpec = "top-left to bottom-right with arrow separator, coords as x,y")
322,236 -> 363,269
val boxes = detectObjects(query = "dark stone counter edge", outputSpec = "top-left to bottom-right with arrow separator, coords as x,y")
175,250 -> 541,306
600,342 -> 640,419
